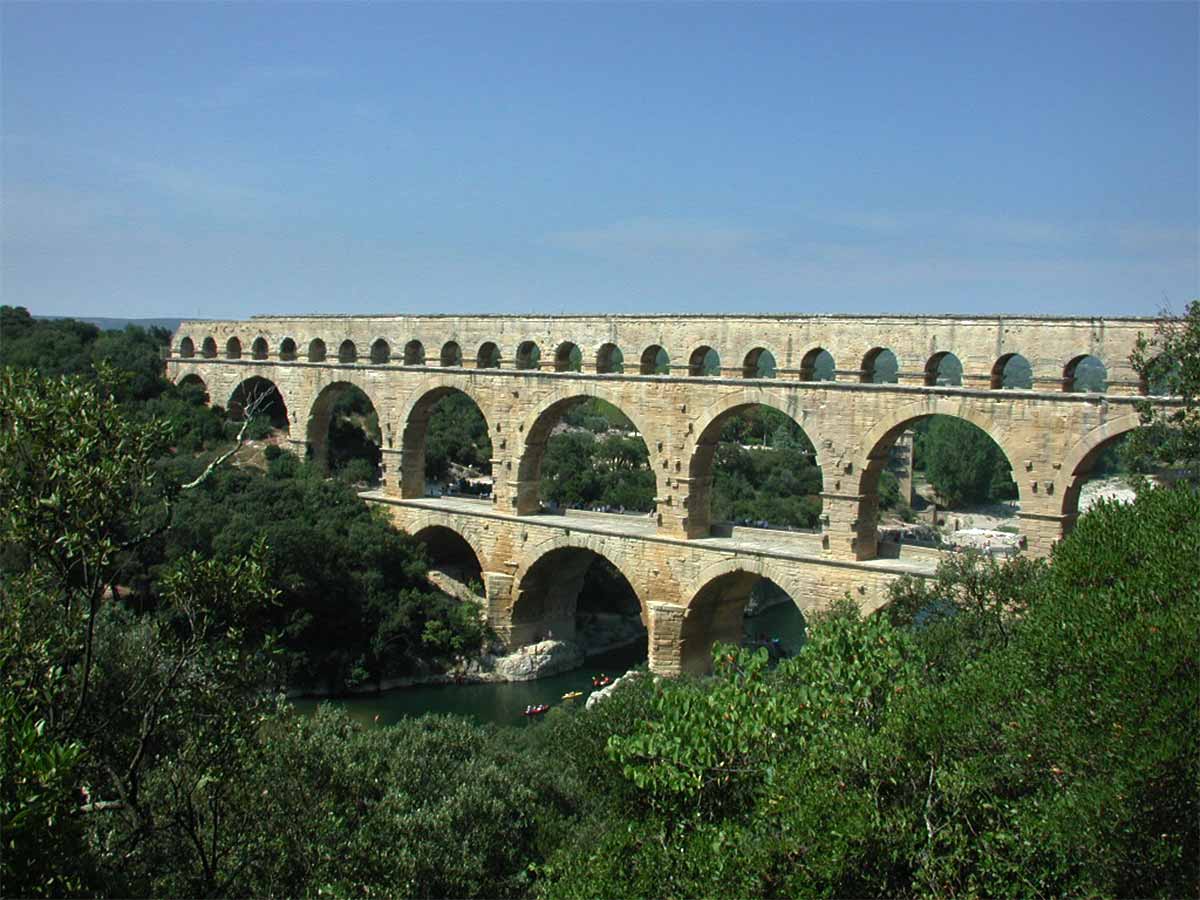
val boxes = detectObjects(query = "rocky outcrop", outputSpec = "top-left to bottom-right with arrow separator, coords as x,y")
467,639 -> 585,683
586,670 -> 642,709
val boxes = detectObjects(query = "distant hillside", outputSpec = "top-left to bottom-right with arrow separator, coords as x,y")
35,315 -> 182,333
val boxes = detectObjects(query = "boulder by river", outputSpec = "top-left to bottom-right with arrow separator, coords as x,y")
467,639 -> 586,682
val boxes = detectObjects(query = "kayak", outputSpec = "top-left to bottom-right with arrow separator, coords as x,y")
561,691 -> 583,700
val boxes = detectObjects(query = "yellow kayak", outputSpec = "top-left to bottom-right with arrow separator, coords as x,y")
561,690 -> 583,700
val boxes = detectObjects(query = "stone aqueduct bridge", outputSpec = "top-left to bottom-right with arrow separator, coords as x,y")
166,313 -> 1165,675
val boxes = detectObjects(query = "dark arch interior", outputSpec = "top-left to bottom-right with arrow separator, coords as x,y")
862,347 -> 898,384
407,388 -> 493,498
1064,355 -> 1107,393
477,342 -> 500,369
226,337 -> 242,359
179,337 -> 195,358
308,339 -> 327,362
338,340 -> 358,364
371,339 -> 391,364
440,341 -> 462,367
510,547 -> 647,661
925,352 -> 963,387
688,403 -> 822,537
689,346 -> 720,376
640,345 -> 670,375
992,353 -> 1032,389
800,348 -> 835,382
596,343 -> 624,374
518,396 -> 653,515
414,526 -> 484,594
679,573 -> 805,675
403,340 -> 424,365
555,342 -> 582,372
251,337 -> 269,360
201,337 -> 217,358
279,338 -> 297,361
229,376 -> 290,431
742,347 -> 777,379
516,341 -> 541,370
306,382 -> 381,484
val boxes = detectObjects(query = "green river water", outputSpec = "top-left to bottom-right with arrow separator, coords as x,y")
293,601 -> 807,727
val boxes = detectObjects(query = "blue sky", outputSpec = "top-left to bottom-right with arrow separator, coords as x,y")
2,2 -> 1196,320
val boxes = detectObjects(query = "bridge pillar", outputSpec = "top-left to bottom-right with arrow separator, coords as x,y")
647,602 -> 686,676
1018,511 -> 1074,557
821,491 -> 878,560
378,448 -> 406,496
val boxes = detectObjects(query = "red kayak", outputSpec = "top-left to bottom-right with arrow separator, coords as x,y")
522,704 -> 550,717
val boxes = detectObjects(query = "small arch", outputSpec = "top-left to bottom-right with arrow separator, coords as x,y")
251,337 -> 269,360
924,351 -> 962,387
596,343 -> 624,374
370,338 -> 391,364
403,340 -> 425,366
991,353 -> 1032,390
515,341 -> 542,371
799,347 -> 835,382
225,336 -> 242,359
1064,355 -> 1107,393
279,338 -> 297,361
201,336 -> 218,359
742,347 -> 777,379
689,346 -> 720,377
177,373 -> 208,403
440,341 -> 462,367
861,347 -> 899,384
308,338 -> 327,362
338,340 -> 357,364
555,342 -> 582,372
640,345 -> 670,375
179,337 -> 195,358
228,376 -> 290,431
476,342 -> 501,369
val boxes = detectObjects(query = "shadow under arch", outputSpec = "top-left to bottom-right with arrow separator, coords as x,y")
305,380 -> 384,476
411,524 -> 487,598
684,392 -> 827,538
513,390 -> 662,516
507,538 -> 649,651
677,559 -> 811,675
228,375 -> 290,431
1057,412 -> 1143,530
177,372 -> 209,403
397,382 -> 493,498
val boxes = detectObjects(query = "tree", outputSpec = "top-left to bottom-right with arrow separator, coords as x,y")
1126,300 -> 1200,478
922,416 -> 1014,506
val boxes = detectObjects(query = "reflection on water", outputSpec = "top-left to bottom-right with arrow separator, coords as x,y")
292,600 -> 808,727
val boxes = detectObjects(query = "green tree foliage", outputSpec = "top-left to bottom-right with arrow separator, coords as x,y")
920,415 -> 1016,506
1126,300 -> 1200,477
425,391 -> 493,483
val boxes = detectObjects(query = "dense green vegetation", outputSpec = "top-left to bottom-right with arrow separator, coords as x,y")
3,304 -> 1196,898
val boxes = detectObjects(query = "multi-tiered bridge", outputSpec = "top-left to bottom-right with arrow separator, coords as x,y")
166,313 -> 1165,674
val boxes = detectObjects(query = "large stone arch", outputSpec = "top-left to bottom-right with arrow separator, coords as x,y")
395,377 -> 494,499
683,388 -> 829,538
512,386 -> 667,516
227,375 -> 291,431
304,378 -> 386,472
505,532 -> 652,648
1056,412 -> 1143,523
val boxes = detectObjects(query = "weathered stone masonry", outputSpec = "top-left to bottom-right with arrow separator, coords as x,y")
167,313 -> 1172,674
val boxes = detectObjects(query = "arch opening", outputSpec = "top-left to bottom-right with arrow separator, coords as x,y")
250,337 -> 269,360
510,547 -> 648,662
689,345 -> 720,377
404,388 -> 493,499
279,338 -> 297,361
1060,429 -> 1151,534
228,376 -> 290,432
519,396 -> 654,516
201,336 -> 218,359
177,373 -> 209,404
306,382 -> 382,485
413,525 -> 485,600
371,338 -> 391,364
991,353 -> 1032,389
861,347 -> 899,384
440,341 -> 462,367
596,343 -> 624,374
687,404 -> 822,537
861,414 -> 1020,556
516,341 -> 542,371
225,337 -> 242,360
179,336 -> 195,358
403,340 -> 425,366
338,340 -> 358,364
680,572 -> 807,675
476,341 -> 501,369
640,345 -> 670,375
1064,355 -> 1107,394
742,347 -> 777,379
555,342 -> 582,372
799,348 -> 835,382
925,351 -> 963,387
308,338 -> 327,362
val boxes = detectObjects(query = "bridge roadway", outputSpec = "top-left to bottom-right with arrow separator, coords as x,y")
365,492 -> 943,675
